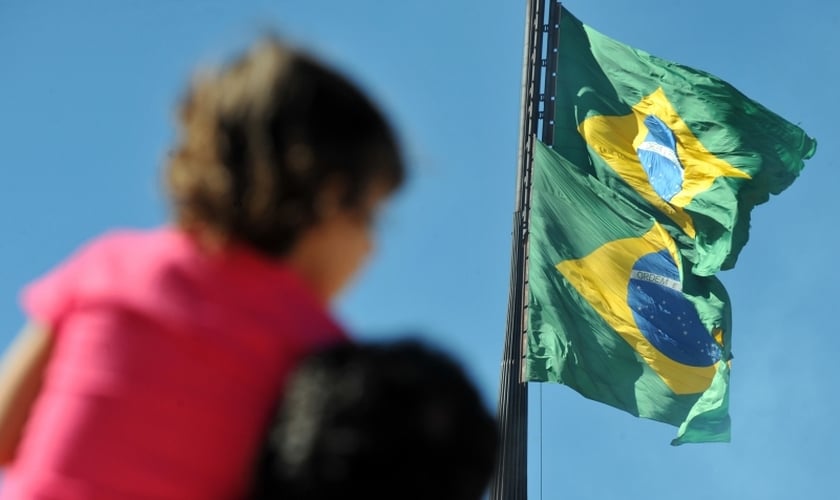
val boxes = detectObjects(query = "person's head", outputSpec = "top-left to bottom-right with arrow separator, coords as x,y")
165,38 -> 405,301
253,340 -> 498,500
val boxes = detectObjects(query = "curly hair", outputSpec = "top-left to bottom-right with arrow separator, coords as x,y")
166,38 -> 405,257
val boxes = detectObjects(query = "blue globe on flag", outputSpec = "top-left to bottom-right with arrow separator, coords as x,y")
627,250 -> 722,367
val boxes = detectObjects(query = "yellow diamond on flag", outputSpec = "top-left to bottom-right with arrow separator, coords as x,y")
555,221 -> 720,395
578,87 -> 751,239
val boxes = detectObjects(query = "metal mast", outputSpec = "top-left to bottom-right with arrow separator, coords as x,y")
489,1 -> 559,498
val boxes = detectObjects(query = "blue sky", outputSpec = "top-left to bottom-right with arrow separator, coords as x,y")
1,1 -> 837,499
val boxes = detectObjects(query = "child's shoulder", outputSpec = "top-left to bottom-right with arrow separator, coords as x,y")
63,226 -> 186,274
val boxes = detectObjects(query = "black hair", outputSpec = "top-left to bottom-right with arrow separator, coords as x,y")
252,340 -> 498,500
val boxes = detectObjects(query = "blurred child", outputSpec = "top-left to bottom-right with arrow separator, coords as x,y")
251,340 -> 498,500
0,37 -> 404,499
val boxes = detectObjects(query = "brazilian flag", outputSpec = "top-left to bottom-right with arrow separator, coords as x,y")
526,7 -> 816,444
527,141 -> 732,445
551,6 -> 816,276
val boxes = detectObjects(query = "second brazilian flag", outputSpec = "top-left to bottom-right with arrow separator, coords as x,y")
527,141 -> 732,445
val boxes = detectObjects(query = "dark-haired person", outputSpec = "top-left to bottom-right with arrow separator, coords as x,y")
0,38 -> 405,499
252,341 -> 498,500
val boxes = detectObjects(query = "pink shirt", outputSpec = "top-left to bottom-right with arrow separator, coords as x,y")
1,228 -> 347,499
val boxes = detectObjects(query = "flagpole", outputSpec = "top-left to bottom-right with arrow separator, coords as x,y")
489,1 -> 556,498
